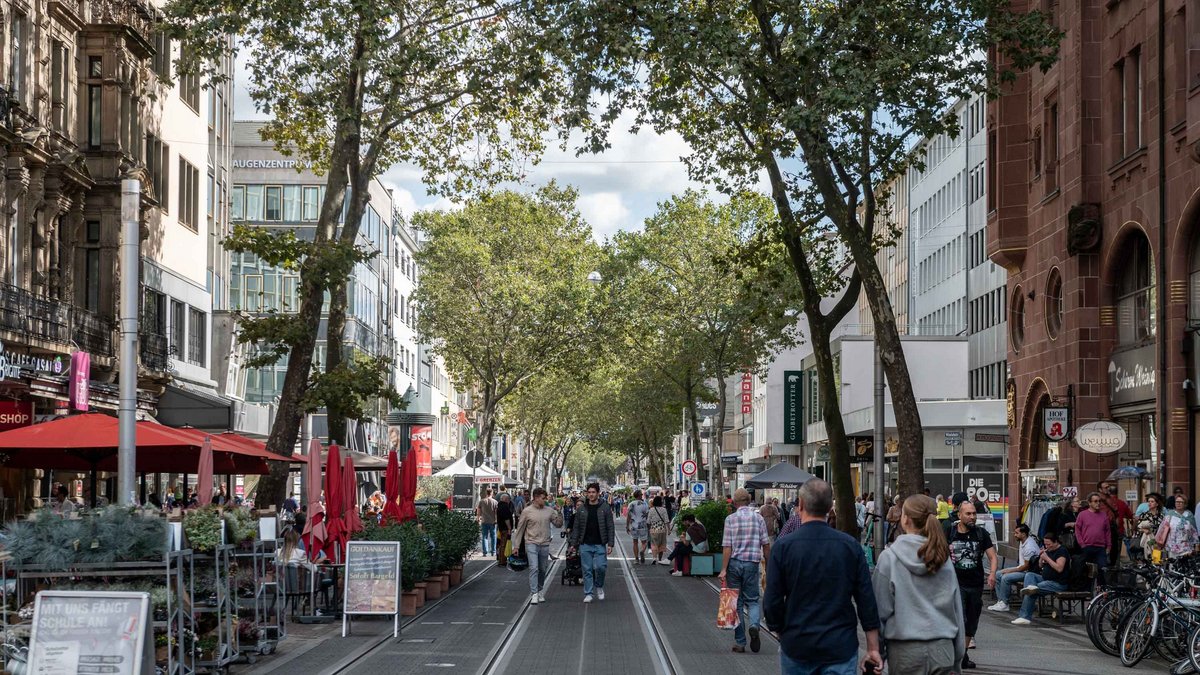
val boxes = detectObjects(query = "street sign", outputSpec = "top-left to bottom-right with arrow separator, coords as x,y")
691,482 -> 706,499
465,451 -> 485,468
944,431 -> 962,447
1043,407 -> 1070,442
1062,486 -> 1078,498
681,460 -> 697,477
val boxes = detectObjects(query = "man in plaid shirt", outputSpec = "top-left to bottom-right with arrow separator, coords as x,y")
720,488 -> 771,653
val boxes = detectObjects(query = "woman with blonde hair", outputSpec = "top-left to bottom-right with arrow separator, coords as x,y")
874,495 -> 966,674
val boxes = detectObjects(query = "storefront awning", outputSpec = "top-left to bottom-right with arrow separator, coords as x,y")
156,384 -> 232,431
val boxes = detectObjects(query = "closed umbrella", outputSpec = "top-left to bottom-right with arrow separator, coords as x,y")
342,455 -> 363,535
322,444 -> 345,562
382,450 -> 403,522
398,443 -> 418,522
301,439 -> 327,562
196,436 -> 214,506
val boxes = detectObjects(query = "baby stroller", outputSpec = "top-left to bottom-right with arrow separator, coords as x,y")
561,551 -> 583,585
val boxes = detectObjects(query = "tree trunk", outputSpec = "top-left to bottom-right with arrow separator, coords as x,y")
714,374 -> 729,499
809,323 -> 857,535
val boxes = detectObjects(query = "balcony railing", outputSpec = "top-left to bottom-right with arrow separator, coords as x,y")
139,332 -> 169,372
0,282 -> 115,357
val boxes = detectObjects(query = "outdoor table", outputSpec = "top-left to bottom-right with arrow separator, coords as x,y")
310,562 -> 344,614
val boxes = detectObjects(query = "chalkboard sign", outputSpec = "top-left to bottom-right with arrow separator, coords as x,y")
28,591 -> 152,675
342,540 -> 401,638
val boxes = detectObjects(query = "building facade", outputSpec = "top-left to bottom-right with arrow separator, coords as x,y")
988,0 -> 1200,508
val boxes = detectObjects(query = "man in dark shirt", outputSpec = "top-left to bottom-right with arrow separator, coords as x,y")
949,501 -> 997,669
568,482 -> 615,603
1011,531 -> 1070,625
764,479 -> 881,674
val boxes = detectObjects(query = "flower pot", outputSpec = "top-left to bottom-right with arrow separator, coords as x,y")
423,577 -> 443,600
439,574 -> 449,592
412,582 -> 428,608
448,567 -> 462,585
155,645 -> 169,663
401,591 -> 418,616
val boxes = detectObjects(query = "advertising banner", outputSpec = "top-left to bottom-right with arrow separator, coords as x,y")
29,591 -> 152,675
783,370 -> 803,444
410,424 -> 433,476
70,352 -> 90,411
342,541 -> 401,638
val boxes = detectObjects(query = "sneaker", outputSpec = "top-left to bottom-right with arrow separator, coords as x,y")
583,594 -> 593,603
1011,617 -> 1031,625
749,626 -> 761,653
537,591 -> 546,603
987,601 -> 1009,611
670,571 -> 683,577
1020,586 -> 1039,597
961,657 -> 977,669
530,594 -> 539,605
597,588 -> 605,601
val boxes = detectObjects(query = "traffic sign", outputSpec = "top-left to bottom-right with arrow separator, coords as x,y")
681,460 -> 698,477
465,451 -> 485,468
691,482 -> 706,499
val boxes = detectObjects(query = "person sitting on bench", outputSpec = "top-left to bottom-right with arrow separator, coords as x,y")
668,514 -> 708,577
1010,531 -> 1070,626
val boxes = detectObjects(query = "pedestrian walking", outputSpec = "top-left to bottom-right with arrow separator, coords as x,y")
568,482 -> 614,603
719,488 -> 771,654
948,501 -> 997,669
760,499 -> 780,541
476,488 -> 498,557
873,495 -> 965,674
1158,494 -> 1199,559
511,487 -> 563,605
626,490 -> 650,564
496,492 -> 514,567
765,479 -> 881,673
648,496 -> 672,565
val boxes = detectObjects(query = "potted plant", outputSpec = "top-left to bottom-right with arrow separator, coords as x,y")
677,501 -> 728,574
197,634 -> 219,662
155,633 -> 170,663
183,507 -> 224,553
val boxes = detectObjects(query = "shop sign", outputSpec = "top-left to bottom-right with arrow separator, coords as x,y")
966,476 -> 1001,502
0,343 -> 69,381
341,541 -> 401,638
740,371 -> 753,414
1075,420 -> 1127,454
1006,379 -> 1016,428
783,370 -> 803,444
29,591 -> 152,675
720,453 -> 742,465
1062,486 -> 1078,498
975,433 -> 1008,443
0,401 -> 33,431
1109,345 -> 1156,408
70,352 -> 90,411
1043,407 -> 1070,442
849,437 -> 874,463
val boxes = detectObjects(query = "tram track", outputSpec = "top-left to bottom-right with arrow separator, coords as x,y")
476,537 -> 571,675
613,527 -> 682,675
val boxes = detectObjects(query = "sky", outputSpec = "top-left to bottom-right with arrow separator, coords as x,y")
233,69 -> 704,242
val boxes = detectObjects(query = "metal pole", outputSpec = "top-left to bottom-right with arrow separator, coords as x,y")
118,179 -> 140,506
299,413 -> 311,504
873,341 -> 886,553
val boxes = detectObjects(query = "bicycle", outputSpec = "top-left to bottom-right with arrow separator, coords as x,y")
1118,566 -> 1200,667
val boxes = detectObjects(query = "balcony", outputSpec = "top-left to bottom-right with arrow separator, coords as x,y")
138,332 -> 169,372
0,282 -> 115,357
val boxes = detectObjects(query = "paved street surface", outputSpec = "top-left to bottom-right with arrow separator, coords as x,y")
234,519 -> 1169,674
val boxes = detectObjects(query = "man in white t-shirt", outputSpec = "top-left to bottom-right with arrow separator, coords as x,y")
987,523 -> 1041,611
626,490 -> 650,564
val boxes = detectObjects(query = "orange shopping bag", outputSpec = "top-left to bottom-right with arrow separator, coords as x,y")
716,581 -> 740,630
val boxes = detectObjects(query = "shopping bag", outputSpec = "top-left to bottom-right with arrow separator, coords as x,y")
716,582 -> 740,630
504,538 -> 513,559
759,560 -> 767,597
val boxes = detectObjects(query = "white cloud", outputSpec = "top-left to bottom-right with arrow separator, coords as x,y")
576,193 -> 634,242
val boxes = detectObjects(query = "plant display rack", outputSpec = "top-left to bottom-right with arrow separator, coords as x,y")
231,538 -> 284,661
192,544 -> 239,673
3,551 -> 196,675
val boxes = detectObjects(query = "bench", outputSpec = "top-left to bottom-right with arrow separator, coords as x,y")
689,553 -> 715,576
1037,562 -> 1098,624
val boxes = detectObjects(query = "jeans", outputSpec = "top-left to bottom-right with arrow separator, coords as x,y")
1018,572 -> 1068,620
527,542 -> 550,594
1081,545 -> 1109,574
780,651 -> 857,675
995,571 -> 1025,604
579,543 -> 607,595
481,523 -> 496,556
960,585 -> 983,637
726,558 -> 761,647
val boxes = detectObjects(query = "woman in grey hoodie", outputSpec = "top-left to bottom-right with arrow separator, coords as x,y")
874,495 -> 966,674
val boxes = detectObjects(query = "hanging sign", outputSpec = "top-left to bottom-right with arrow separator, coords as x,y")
1075,420 -> 1127,454
342,541 -> 401,638
28,590 -> 153,675
0,401 -> 33,432
783,370 -> 803,444
1043,407 -> 1070,442
70,351 -> 90,411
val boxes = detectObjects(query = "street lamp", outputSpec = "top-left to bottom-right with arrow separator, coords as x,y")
586,271 -> 603,284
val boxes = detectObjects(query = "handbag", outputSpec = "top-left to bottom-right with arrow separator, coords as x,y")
503,538 -> 513,559
716,582 -> 740,630
508,549 -> 529,571
650,507 -> 669,535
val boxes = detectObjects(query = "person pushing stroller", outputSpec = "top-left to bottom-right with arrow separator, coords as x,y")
568,482 -> 615,603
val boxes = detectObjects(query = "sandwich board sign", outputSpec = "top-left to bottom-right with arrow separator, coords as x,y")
28,590 -> 152,675
342,540 -> 402,638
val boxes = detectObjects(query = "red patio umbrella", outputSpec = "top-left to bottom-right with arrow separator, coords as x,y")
381,450 -> 403,522
342,455 -> 363,535
397,444 -> 418,522
301,439 -> 326,561
322,444 -> 345,562
196,436 -> 214,506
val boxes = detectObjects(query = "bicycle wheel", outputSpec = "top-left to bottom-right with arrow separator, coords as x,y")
1120,601 -> 1157,667
1155,607 -> 1198,662
1188,621 -> 1200,671
1090,591 -> 1142,656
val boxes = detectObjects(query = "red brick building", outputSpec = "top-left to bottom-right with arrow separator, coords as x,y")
987,0 -> 1200,512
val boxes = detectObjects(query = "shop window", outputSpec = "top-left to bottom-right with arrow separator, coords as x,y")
1010,286 -> 1026,352
1046,267 -> 1063,339
1116,234 -> 1155,344
1188,233 -> 1200,324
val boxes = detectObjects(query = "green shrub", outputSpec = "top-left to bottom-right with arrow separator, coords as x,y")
222,507 -> 258,543
183,507 -> 224,552
3,507 -> 167,568
419,509 -> 478,572
354,519 -> 430,591
676,501 -> 728,548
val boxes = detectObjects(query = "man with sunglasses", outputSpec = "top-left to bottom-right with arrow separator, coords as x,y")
1075,491 -> 1112,572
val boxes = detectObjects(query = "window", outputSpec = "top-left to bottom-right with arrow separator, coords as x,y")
1117,234 -> 1156,345
1044,98 -> 1059,194
170,300 -> 186,357
231,186 -> 245,221
177,158 -> 199,230
87,85 -> 102,148
302,187 -> 320,221
152,32 -> 172,79
265,186 -> 282,221
144,135 -> 168,205
243,275 -> 263,312
50,41 -> 68,132
1117,48 -> 1143,158
283,186 -> 301,221
178,46 -> 200,111
187,308 -> 206,365
84,221 -> 101,311
245,186 -> 263,221
1172,8 -> 1188,126
987,129 -> 997,212
1046,267 -> 1063,340
282,275 -> 300,311
143,289 -> 167,335
8,13 -> 25,105
1010,287 -> 1026,352
207,172 -> 215,222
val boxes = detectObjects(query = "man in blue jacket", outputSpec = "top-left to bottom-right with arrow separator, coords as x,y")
765,479 -> 882,675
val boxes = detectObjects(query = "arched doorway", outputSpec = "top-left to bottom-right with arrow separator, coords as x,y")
1019,379 -> 1058,496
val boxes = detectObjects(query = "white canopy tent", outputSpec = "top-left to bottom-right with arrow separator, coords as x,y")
433,456 -> 503,484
